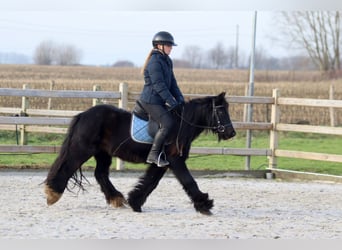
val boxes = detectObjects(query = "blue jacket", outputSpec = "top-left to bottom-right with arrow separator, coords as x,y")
139,50 -> 184,107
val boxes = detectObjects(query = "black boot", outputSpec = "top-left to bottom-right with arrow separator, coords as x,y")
146,130 -> 169,167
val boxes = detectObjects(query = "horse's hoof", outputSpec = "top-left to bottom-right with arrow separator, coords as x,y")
44,185 -> 62,205
131,207 -> 142,213
129,202 -> 142,212
128,201 -> 142,212
109,196 -> 128,208
199,210 -> 213,216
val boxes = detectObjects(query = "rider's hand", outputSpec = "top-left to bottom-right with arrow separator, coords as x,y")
169,103 -> 183,116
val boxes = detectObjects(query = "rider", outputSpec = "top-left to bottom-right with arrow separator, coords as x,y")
139,31 -> 185,167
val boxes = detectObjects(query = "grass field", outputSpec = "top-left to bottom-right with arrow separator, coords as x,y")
0,65 -> 341,175
0,131 -> 341,175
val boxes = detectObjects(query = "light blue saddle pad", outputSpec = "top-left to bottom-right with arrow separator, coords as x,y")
130,114 -> 154,144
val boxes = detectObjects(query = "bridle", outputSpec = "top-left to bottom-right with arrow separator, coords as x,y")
176,98 -> 232,134
211,99 -> 231,133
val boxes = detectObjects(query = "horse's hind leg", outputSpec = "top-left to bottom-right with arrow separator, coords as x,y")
45,151 -> 92,205
127,165 -> 167,212
94,151 -> 126,207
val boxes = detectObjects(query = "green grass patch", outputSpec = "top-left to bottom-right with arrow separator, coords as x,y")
0,131 -> 341,175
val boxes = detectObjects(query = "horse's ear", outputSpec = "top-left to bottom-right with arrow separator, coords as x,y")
218,92 -> 226,100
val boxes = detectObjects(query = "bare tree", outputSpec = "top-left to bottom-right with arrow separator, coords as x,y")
253,46 -> 278,70
182,45 -> 203,68
207,42 -> 229,69
280,11 -> 341,72
226,46 -> 236,68
33,40 -> 56,65
33,40 -> 82,65
55,44 -> 82,65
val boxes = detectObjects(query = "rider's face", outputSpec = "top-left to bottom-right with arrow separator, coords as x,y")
157,44 -> 173,55
163,45 -> 172,55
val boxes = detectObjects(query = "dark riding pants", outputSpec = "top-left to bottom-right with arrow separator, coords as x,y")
139,102 -> 175,142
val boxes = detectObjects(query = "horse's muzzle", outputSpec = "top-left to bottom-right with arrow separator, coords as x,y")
230,130 -> 236,138
221,126 -> 236,140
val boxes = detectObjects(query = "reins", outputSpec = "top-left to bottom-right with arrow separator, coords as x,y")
174,99 -> 232,133
113,98 -> 231,156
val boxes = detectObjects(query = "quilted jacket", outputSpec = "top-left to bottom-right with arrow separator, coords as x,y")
139,49 -> 184,107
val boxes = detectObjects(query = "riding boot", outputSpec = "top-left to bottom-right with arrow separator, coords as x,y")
146,130 -> 169,167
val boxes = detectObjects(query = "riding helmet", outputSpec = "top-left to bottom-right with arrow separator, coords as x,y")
152,31 -> 177,46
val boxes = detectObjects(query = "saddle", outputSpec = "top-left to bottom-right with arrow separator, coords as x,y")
130,100 -> 159,144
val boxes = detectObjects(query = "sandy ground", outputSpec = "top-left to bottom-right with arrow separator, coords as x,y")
0,170 -> 341,239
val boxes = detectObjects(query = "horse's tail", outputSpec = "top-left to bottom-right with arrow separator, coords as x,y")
45,113 -> 89,198
46,114 -> 80,179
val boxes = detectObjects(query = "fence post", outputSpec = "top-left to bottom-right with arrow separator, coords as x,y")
47,80 -> 55,110
268,89 -> 280,169
243,82 -> 248,122
20,84 -> 29,145
116,82 -> 128,170
118,82 -> 128,110
329,83 -> 336,127
92,85 -> 101,106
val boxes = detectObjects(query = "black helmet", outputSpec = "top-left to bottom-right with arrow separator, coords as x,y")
152,31 -> 177,46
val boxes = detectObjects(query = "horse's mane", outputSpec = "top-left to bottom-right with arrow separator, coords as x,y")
176,95 -> 220,145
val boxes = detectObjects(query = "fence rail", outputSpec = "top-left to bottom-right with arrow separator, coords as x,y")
268,89 -> 342,170
0,88 -> 121,99
0,84 -> 341,172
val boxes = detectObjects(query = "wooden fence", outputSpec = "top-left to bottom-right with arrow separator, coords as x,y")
0,83 -> 342,172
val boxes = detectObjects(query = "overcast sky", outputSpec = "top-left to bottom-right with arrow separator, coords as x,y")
1,0 -> 340,66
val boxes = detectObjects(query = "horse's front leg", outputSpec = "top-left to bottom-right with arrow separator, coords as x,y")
127,164 -> 167,212
168,157 -> 213,215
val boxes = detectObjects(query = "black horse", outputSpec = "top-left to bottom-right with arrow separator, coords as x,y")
44,92 -> 236,215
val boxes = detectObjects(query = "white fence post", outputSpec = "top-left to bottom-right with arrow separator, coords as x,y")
269,89 -> 280,169
20,84 -> 29,145
329,84 -> 336,127
116,82 -> 128,170
92,85 -> 101,106
47,80 -> 55,110
118,82 -> 128,110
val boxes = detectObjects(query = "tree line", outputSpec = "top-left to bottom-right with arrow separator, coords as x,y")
172,43 -> 318,70
175,11 -> 341,72
33,40 -> 82,66
31,11 -> 341,73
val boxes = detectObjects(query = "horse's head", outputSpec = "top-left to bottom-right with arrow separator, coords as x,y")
211,92 -> 236,141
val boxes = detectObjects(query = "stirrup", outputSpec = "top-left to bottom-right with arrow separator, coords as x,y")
157,151 -> 169,167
